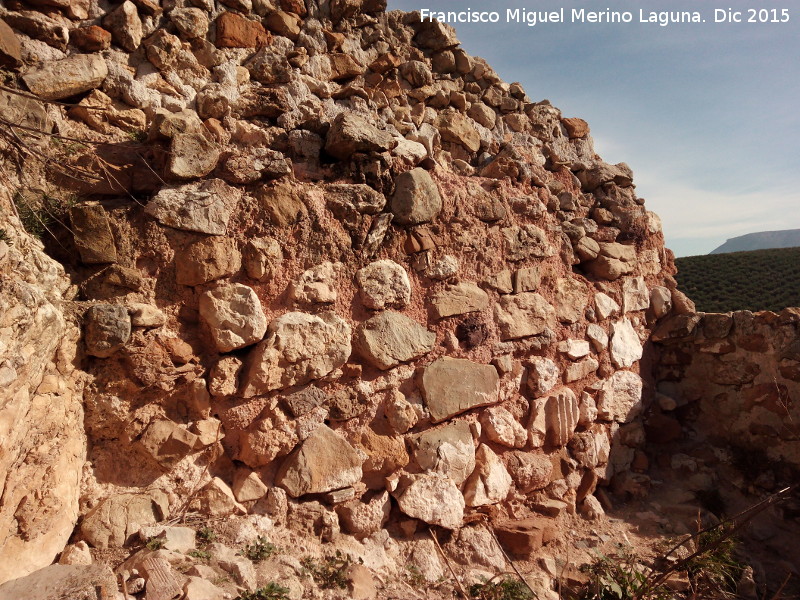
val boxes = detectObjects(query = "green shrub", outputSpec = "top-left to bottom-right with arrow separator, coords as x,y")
196,527 -> 216,546
301,551 -> 356,590
188,549 -> 211,560
235,583 -> 291,600
469,577 -> 533,600
579,547 -> 671,600
145,537 -> 166,550
243,536 -> 278,562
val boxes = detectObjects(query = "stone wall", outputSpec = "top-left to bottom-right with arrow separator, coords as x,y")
652,309 -> 800,468
0,0 -> 697,583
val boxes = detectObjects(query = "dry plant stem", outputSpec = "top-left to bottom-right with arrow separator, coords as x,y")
768,573 -> 791,600
637,485 -> 794,599
0,82 -> 118,112
175,422 -> 222,523
481,518 -> 539,599
428,527 -> 468,599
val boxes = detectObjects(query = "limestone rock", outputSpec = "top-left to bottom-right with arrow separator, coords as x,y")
232,471 -> 268,504
526,357 -> 560,396
481,406 -> 527,448
390,168 -> 443,225
0,564 -> 117,600
494,292 -> 555,340
622,276 -> 649,312
650,286 -> 673,318
58,542 -> 92,566
69,204 -> 117,264
193,478 -> 246,516
337,493 -> 391,540
170,8 -> 210,39
145,179 -> 243,235
597,371 -> 643,423
595,292 -> 620,320
420,357 -> 500,423
354,311 -> 435,370
175,236 -> 241,286
169,132 -> 220,179
138,525 -> 196,553
554,277 -> 588,324
22,54 -> 107,100
184,577 -> 225,600
436,109 -> 480,152
128,303 -> 166,328
431,282 -> 489,319
138,419 -> 200,468
244,236 -> 282,280
355,260 -> 411,309
103,1 -> 142,51
240,312 -> 351,396
209,356 -> 242,396
502,225 -> 554,261
325,112 -> 394,159
84,304 -> 131,358
506,451 -> 553,492
255,181 -> 307,227
199,283 -> 267,352
276,425 -> 363,497
359,429 -> 410,489
80,491 -> 169,548
0,19 -> 22,70
394,474 -> 464,530
385,390 -> 419,434
565,356 -> 599,382
411,421 -> 475,485
587,323 -> 609,351
609,319 -> 643,368
558,339 -> 591,360
289,262 -> 339,305
463,445 -> 512,506
529,388 -> 579,448
325,183 -> 386,216
215,11 -> 271,48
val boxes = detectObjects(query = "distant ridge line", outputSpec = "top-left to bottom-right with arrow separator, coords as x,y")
710,228 -> 800,254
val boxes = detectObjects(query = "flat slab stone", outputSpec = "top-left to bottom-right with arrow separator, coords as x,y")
145,178 -> 243,235
354,311 -> 435,370
420,357 -> 499,423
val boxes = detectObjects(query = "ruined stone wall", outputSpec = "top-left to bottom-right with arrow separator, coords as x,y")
652,309 -> 800,468
0,0 -> 693,582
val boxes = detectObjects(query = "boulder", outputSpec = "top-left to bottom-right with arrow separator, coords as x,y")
431,282 -> 489,319
240,312 -> 351,396
494,293 -> 555,340
289,262 -> 339,305
103,1 -> 142,51
80,491 -> 169,548
481,406 -> 527,448
0,18 -> 23,70
244,237 -> 282,280
558,339 -> 591,360
255,181 -> 307,227
565,356 -> 599,382
138,419 -> 200,468
193,478 -> 246,516
436,110 -> 480,152
199,283 -> 267,352
526,357 -> 560,396
0,564 -> 117,600
325,183 -> 386,215
22,54 -> 108,100
170,8 -> 210,39
168,132 -> 220,179
594,292 -> 620,319
325,112 -> 394,160
463,445 -> 512,506
354,311 -> 435,370
506,451 -> 553,492
622,276 -> 649,312
355,259 -> 411,309
502,225 -> 554,261
420,357 -> 500,423
609,319 -> 643,368
276,425 -> 363,497
410,421 -> 475,485
175,236 -> 241,286
232,471 -> 268,504
145,179 -> 243,235
529,388 -> 580,448
554,277 -> 588,324
84,304 -> 130,358
390,168 -> 443,225
394,474 -> 464,530
597,371 -> 643,423
215,11 -> 271,48
69,204 -> 116,264
336,492 -> 391,539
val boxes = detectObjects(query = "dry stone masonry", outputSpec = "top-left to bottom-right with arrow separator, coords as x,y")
2,0 -> 795,597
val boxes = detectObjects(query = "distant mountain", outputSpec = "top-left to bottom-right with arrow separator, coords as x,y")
710,229 -> 800,254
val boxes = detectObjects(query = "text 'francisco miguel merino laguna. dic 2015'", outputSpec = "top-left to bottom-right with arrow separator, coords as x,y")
419,8 -> 705,27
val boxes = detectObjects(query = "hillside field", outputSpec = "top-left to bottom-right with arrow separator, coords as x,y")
675,246 -> 800,313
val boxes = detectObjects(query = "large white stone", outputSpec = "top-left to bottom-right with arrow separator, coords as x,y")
354,311 -> 435,370
145,179 -> 243,235
411,421 -> 475,486
622,276 -> 649,312
609,319 -> 643,368
355,259 -> 411,310
199,283 -> 267,352
394,474 -> 464,530
240,312 -> 351,396
526,357 -> 559,396
463,445 -> 512,507
594,292 -> 620,320
597,371 -> 644,423
494,292 -> 555,340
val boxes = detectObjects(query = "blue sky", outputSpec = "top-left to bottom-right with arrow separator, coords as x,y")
387,0 -> 800,256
